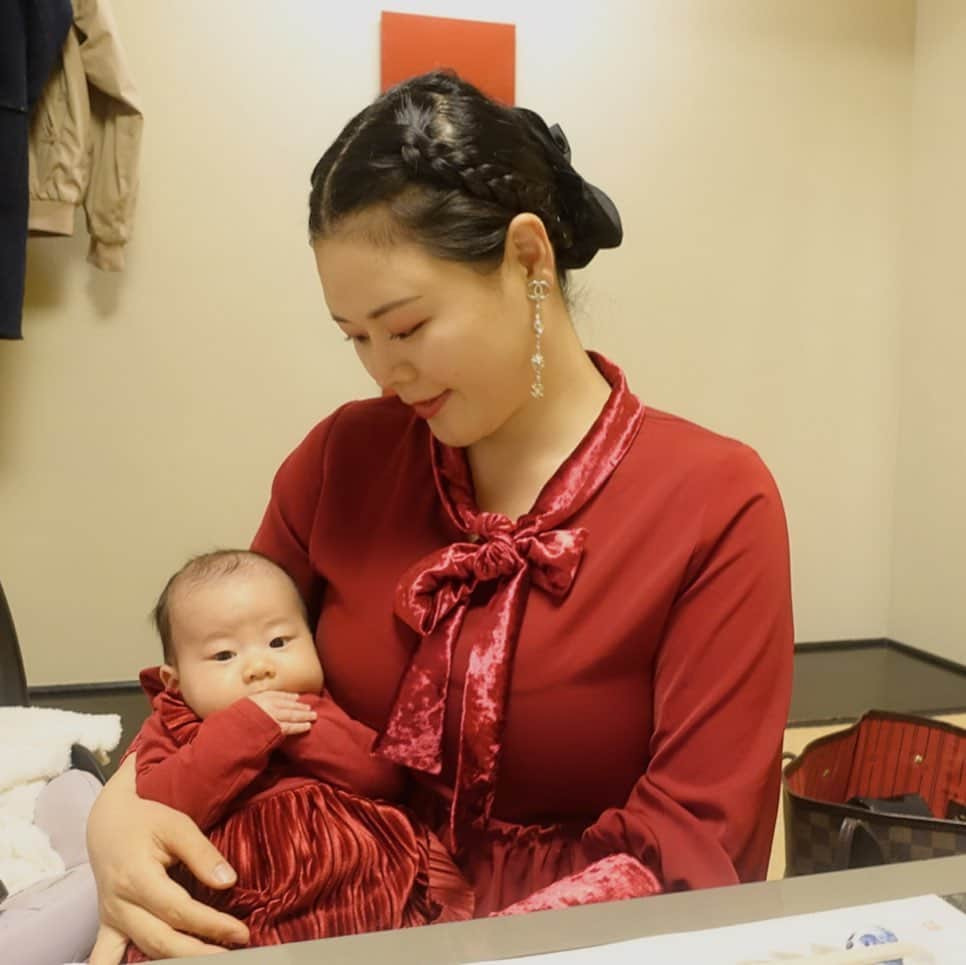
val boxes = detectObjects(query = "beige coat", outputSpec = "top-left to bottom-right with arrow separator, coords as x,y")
28,0 -> 142,271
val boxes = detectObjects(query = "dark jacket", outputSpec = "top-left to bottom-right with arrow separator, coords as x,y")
1,0 -> 72,339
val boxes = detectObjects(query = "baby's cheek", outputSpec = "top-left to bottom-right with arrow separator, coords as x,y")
297,660 -> 325,695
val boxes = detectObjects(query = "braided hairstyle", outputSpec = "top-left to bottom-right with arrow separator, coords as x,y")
308,71 -> 621,285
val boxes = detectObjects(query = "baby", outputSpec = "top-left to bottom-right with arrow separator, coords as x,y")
122,549 -> 472,962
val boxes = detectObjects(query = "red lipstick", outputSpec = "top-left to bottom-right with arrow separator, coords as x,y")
409,391 -> 451,420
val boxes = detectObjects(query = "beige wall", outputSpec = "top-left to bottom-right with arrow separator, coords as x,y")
0,1 -> 916,685
889,1 -> 966,665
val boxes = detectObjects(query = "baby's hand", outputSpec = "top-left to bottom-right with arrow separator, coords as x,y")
247,691 -> 317,736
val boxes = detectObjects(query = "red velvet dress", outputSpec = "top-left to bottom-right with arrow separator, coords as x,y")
247,353 -> 794,916
123,687 -> 472,962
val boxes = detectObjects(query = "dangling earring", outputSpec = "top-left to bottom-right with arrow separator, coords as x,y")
527,278 -> 551,399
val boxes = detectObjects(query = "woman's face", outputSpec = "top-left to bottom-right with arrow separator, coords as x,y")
313,226 -> 537,448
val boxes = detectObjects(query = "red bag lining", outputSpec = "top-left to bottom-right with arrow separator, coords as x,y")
787,715 -> 966,818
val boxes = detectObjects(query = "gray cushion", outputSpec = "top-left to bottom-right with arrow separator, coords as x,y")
0,770 -> 102,964
0,864 -> 98,965
34,770 -> 101,871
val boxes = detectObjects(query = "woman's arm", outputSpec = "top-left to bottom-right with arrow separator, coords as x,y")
251,411 -> 411,799
495,446 -> 793,912
579,445 -> 794,890
87,755 -> 250,964
251,411 -> 347,619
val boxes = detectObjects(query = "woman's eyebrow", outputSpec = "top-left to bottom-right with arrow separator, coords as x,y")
332,295 -> 422,324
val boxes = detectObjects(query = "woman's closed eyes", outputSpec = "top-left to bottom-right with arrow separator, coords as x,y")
388,320 -> 428,341
344,320 -> 428,344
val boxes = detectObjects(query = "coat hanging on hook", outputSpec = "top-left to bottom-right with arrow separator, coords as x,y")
28,0 -> 143,273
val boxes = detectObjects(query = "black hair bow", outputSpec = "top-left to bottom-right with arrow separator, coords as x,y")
515,108 -> 623,270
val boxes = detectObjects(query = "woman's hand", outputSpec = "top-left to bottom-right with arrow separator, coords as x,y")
87,755 -> 250,963
247,690 -> 316,736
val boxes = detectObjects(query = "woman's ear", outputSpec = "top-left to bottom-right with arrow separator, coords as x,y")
503,213 -> 557,282
159,664 -> 180,692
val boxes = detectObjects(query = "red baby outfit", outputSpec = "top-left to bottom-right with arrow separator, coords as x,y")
123,685 -> 472,961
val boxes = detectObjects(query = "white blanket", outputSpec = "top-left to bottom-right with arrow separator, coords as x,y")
0,706 -> 121,897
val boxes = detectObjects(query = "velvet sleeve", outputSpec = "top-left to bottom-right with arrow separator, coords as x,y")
279,692 -> 407,801
577,445 -> 794,891
135,699 -> 285,831
250,407 -> 417,803
492,854 -> 663,916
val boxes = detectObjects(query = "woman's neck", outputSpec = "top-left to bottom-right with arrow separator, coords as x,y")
467,327 -> 612,521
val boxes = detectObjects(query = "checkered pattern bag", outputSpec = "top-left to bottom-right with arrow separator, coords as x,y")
783,710 -> 966,876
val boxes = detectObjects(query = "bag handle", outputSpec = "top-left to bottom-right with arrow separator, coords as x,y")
834,816 -> 886,871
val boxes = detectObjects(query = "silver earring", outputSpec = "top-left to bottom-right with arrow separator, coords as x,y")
527,279 -> 551,399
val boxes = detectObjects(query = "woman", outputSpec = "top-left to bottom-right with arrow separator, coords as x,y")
88,71 -> 793,962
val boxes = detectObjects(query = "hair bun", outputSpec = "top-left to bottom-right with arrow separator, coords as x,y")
515,110 -> 623,269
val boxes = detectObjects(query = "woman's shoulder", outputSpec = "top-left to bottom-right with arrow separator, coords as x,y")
619,407 -> 790,572
634,406 -> 780,498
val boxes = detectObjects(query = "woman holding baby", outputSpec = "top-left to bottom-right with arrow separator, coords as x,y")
87,71 -> 794,962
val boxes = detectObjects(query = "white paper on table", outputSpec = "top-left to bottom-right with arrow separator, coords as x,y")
477,895 -> 966,965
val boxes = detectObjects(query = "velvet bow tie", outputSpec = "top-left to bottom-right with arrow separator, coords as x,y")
374,353 -> 644,849
377,517 -> 586,849
399,515 -> 587,639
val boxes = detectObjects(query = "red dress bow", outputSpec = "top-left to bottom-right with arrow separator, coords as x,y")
375,354 -> 644,849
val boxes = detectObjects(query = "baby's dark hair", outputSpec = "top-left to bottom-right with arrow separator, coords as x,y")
153,549 -> 305,664
308,70 -> 622,286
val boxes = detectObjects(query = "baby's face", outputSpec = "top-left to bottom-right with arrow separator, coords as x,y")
164,563 -> 323,719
